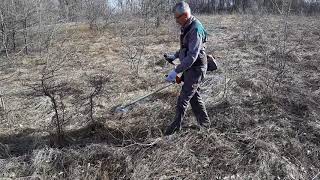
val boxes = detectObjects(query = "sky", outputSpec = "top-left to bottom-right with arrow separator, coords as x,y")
108,0 -> 117,8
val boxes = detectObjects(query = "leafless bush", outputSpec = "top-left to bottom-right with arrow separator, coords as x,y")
119,23 -> 147,76
261,1 -> 305,94
85,75 -> 110,124
240,15 -> 264,46
121,42 -> 146,75
238,1 -> 307,95
28,70 -> 66,143
22,48 -> 77,145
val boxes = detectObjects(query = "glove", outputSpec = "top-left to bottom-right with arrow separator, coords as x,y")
166,69 -> 177,83
164,53 -> 176,64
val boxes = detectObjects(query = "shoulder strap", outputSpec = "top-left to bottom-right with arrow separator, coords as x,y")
182,19 -> 208,43
182,20 -> 196,37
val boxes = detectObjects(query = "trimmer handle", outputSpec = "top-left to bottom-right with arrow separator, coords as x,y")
165,75 -> 182,84
176,76 -> 182,84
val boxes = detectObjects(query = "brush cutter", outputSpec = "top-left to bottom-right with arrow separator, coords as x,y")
115,76 -> 182,113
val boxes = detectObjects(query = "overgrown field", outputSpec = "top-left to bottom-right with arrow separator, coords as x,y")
0,14 -> 320,179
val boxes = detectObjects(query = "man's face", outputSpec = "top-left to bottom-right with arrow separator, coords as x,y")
175,13 -> 188,26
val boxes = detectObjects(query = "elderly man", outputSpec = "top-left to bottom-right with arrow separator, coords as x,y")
164,1 -> 210,135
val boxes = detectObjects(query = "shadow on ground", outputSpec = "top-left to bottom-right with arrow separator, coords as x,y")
0,122 -> 153,158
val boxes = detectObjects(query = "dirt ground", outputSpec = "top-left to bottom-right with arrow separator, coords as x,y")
0,14 -> 320,179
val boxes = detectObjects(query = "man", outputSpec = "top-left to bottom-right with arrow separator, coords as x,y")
164,1 -> 210,135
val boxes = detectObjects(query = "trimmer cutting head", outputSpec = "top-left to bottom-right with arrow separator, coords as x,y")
115,106 -> 128,113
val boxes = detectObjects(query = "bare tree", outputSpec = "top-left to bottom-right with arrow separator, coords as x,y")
83,0 -> 111,30
58,0 -> 83,21
139,0 -> 170,28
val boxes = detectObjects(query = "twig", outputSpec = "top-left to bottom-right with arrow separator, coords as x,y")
0,71 -> 18,82
271,0 -> 282,14
312,172 -> 320,180
123,137 -> 162,148
0,92 -> 5,111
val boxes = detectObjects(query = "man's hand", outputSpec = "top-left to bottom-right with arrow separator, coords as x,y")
164,53 -> 176,64
166,69 -> 177,83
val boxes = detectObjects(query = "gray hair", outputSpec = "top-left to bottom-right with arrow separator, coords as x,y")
173,1 -> 191,15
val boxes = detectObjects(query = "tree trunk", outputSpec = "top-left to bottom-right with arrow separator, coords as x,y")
12,29 -> 16,51
24,18 -> 28,55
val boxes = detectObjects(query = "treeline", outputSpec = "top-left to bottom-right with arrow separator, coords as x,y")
1,0 -> 319,56
114,0 -> 320,15
188,0 -> 320,15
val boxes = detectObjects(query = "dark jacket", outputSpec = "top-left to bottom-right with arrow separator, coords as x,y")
174,16 -> 207,74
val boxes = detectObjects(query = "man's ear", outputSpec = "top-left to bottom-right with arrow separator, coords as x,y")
185,11 -> 191,19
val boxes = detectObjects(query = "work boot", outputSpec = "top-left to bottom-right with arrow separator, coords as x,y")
164,124 -> 181,136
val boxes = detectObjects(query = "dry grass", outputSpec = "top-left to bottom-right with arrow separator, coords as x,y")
0,14 -> 320,179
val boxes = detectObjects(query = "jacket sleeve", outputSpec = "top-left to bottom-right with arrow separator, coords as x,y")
175,28 -> 203,74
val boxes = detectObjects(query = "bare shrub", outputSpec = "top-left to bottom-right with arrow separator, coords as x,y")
262,2 -> 305,94
239,14 -> 264,46
238,1 -> 308,95
85,74 -> 110,124
22,48 -> 77,145
119,22 -> 147,76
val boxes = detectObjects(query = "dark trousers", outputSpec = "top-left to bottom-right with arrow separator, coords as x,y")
168,66 -> 210,130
